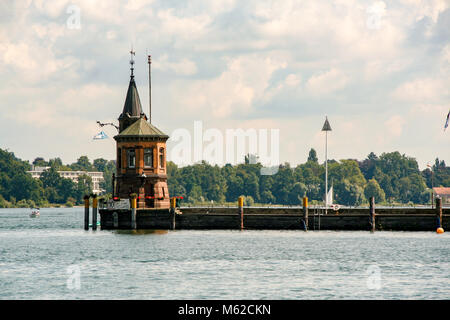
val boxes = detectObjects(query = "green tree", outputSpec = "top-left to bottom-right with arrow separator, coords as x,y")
71,156 -> 94,172
288,182 -> 307,204
0,148 -> 46,205
364,178 -> 386,203
244,195 -> 255,206
76,174 -> 93,201
307,148 -> 318,163
39,166 -> 76,204
187,185 -> 203,203
329,160 -> 367,206
93,158 -> 108,172
40,166 -> 62,189
32,157 -> 48,167
272,163 -> 295,204
294,161 -> 323,201
48,158 -> 65,170
99,160 -> 116,194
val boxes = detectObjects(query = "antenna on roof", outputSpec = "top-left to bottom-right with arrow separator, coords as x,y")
147,52 -> 152,124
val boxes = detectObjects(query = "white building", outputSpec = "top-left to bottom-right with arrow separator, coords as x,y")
27,166 -> 105,194
433,187 -> 450,206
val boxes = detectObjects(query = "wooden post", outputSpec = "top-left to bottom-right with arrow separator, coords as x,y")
84,195 -> 90,230
92,194 -> 98,231
112,173 -> 115,199
369,196 -> 376,233
302,197 -> 309,231
113,212 -> 119,228
170,197 -> 176,230
436,197 -> 442,229
238,196 -> 244,230
131,195 -> 137,229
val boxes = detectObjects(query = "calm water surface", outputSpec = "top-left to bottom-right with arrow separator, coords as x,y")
0,208 -> 449,299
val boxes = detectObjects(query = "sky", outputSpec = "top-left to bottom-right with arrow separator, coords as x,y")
0,0 -> 449,170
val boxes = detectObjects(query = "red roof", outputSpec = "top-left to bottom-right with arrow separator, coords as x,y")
433,187 -> 450,196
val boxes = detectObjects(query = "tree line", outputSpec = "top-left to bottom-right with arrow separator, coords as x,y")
167,149 -> 450,206
0,149 -> 115,208
0,147 -> 448,208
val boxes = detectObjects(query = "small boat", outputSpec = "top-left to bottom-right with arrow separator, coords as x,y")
30,208 -> 40,218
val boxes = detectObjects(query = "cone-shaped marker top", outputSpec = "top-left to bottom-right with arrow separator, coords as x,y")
322,117 -> 332,131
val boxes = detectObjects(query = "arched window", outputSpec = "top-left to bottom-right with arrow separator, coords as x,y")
159,148 -> 164,169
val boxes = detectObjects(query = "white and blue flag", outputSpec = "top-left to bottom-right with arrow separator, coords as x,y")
445,110 -> 449,131
93,131 -> 108,140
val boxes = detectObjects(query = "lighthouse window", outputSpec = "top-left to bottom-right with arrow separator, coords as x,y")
127,149 -> 136,168
144,148 -> 153,167
159,148 -> 164,168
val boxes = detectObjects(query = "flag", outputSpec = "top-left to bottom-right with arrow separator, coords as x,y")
326,186 -> 333,206
93,131 -> 108,140
445,110 -> 449,131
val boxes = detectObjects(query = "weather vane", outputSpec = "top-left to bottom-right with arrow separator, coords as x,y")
130,48 -> 135,76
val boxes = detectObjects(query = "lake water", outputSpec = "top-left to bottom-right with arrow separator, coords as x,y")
0,207 -> 449,300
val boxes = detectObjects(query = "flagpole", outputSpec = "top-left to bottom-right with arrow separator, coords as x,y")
322,116 -> 331,215
148,54 -> 152,124
325,130 -> 328,214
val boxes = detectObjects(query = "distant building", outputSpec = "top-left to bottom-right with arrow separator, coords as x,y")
433,187 -> 450,206
27,166 -> 105,194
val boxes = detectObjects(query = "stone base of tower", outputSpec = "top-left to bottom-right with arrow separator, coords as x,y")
115,176 -> 170,209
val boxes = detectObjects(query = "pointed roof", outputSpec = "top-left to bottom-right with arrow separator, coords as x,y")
115,117 -> 168,139
119,77 -> 144,119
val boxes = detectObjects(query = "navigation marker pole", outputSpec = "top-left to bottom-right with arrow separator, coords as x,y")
322,116 -> 332,215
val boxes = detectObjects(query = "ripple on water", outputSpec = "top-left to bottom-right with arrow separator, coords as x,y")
0,208 -> 449,299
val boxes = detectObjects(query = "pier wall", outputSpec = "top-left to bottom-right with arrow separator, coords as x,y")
99,207 -> 450,231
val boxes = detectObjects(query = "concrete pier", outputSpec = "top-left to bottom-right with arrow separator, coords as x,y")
99,205 -> 449,231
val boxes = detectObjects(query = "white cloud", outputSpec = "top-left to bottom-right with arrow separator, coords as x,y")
400,0 -> 449,23
0,0 -> 448,167
392,78 -> 449,103
384,115 -> 406,137
33,0 -> 69,18
305,68 -> 349,95
164,54 -> 287,118
154,54 -> 198,76
156,9 -> 212,41
284,74 -> 301,87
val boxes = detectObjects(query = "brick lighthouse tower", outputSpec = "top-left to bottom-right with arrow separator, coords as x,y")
113,51 -> 170,209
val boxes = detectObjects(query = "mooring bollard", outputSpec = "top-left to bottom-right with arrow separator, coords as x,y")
436,197 -> 442,230
238,196 -> 244,230
170,197 -> 176,230
370,196 -> 376,233
113,212 -> 119,228
92,194 -> 98,231
131,196 -> 137,229
303,196 -> 309,231
84,195 -> 90,230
